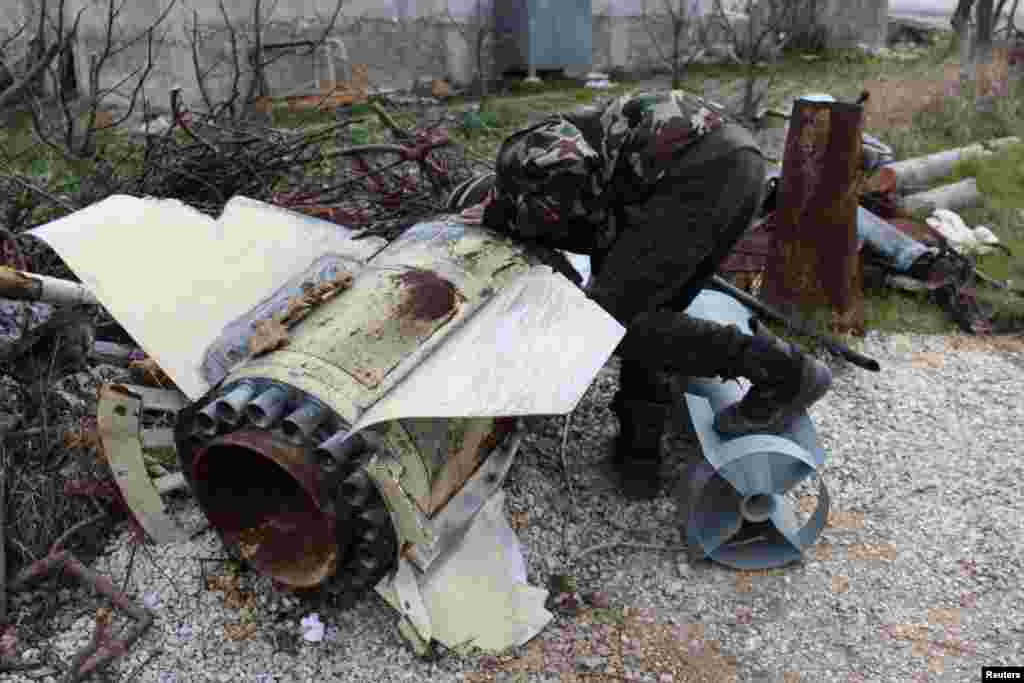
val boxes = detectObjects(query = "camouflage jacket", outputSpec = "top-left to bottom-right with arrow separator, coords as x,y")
485,89 -> 729,253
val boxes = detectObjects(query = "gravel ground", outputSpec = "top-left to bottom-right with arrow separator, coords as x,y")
4,331 -> 1023,683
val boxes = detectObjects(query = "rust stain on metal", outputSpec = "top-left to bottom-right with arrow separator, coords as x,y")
395,270 -> 460,322
400,541 -> 416,561
763,98 -> 866,334
191,430 -> 338,588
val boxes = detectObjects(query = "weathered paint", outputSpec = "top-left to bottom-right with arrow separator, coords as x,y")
678,289 -> 831,570
365,453 -> 435,550
381,420 -> 432,512
222,217 -> 538,421
762,98 -> 866,334
98,384 -> 188,545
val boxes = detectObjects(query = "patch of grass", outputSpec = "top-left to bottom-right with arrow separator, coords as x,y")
863,288 -> 958,334
266,105 -> 338,130
886,86 -> 1024,160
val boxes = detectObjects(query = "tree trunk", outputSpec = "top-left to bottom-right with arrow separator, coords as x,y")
672,20 -> 682,89
878,143 -> 991,193
977,0 -> 996,52
476,33 -> 488,113
976,0 -> 998,110
1006,0 -> 1021,37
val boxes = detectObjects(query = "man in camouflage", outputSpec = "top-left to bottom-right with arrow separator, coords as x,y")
453,90 -> 832,499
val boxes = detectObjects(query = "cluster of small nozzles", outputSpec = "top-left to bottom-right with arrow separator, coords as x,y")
194,382 -> 332,445
324,432 -> 396,589
192,379 -> 397,591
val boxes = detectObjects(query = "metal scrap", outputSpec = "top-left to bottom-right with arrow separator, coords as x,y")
763,95 -> 866,333
677,290 -> 830,569
28,195 -> 388,399
97,383 -> 189,545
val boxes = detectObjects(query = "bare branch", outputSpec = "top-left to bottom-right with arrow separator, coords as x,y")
189,11 -> 217,114
0,40 -> 62,110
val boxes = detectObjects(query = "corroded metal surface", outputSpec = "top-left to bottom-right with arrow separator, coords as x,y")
763,98 -> 866,333
191,429 -> 339,588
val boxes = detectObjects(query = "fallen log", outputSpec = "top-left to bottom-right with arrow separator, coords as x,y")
875,137 -> 1020,193
903,178 -> 981,213
878,144 -> 988,193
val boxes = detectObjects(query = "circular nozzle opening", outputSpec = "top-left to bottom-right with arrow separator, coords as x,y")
195,409 -> 217,434
213,400 -> 240,425
740,494 -> 776,523
192,433 -> 337,588
246,403 -> 271,427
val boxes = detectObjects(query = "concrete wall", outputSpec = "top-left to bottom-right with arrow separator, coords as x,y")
1,0 -> 889,117
817,0 -> 889,49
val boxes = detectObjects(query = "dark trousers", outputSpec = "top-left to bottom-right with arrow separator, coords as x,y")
587,126 -> 767,406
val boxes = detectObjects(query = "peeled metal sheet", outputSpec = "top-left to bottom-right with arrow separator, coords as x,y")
352,266 -> 625,429
377,490 -> 552,653
678,289 -> 830,569
98,384 -> 188,544
29,195 -> 387,400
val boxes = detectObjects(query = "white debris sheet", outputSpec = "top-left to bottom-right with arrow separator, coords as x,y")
29,195 -> 387,400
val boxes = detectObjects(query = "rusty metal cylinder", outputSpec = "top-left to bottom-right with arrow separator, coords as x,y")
190,430 -> 338,588
245,385 -> 290,429
213,382 -> 256,426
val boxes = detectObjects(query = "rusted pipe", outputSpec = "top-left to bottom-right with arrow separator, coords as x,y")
246,385 -> 290,429
191,430 -> 338,588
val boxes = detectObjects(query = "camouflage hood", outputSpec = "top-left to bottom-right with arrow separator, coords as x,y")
598,90 -> 726,188
485,90 -> 729,251
485,117 -> 614,250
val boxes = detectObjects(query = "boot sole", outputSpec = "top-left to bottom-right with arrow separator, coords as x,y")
713,358 -> 832,436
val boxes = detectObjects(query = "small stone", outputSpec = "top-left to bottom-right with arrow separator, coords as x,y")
577,655 -> 606,671
586,591 -> 611,609
659,674 -> 675,683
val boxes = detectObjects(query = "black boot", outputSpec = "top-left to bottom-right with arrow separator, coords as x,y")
611,397 -> 671,500
713,319 -> 832,436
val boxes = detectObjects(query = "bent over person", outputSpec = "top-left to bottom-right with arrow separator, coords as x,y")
453,90 -> 833,499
